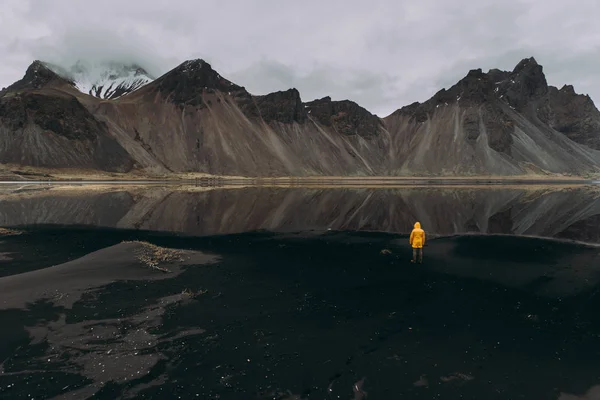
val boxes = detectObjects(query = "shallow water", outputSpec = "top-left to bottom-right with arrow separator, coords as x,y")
1,184 -> 600,399
1,184 -> 600,242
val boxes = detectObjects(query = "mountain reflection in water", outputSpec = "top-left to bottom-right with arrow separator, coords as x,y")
1,184 -> 599,244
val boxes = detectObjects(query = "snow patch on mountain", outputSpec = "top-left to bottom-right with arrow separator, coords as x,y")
48,61 -> 155,100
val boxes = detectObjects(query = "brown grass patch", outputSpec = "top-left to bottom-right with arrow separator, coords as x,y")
124,241 -> 185,272
0,227 -> 23,236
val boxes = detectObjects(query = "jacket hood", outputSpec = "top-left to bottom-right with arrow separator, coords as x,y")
414,222 -> 421,229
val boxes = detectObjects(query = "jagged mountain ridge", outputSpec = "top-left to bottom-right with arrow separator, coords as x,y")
0,56 -> 599,177
384,57 -> 600,175
0,60 -> 155,100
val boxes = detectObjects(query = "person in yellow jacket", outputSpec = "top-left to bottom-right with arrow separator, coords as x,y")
410,222 -> 426,263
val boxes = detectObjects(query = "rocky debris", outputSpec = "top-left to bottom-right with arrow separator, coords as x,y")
305,96 -> 383,137
126,241 -> 185,272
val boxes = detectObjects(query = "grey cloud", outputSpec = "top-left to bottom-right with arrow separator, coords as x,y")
229,60 -> 401,116
26,28 -> 173,78
1,0 -> 600,114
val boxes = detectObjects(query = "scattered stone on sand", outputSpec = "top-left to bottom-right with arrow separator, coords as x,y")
124,240 -> 185,272
22,293 -> 207,399
181,287 -> 208,298
440,372 -> 474,383
257,389 -> 304,400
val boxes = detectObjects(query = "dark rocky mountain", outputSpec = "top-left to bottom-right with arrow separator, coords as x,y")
546,84 -> 600,150
1,56 -> 599,177
305,96 -> 383,138
385,57 -> 600,176
0,62 -> 134,172
0,61 -> 75,93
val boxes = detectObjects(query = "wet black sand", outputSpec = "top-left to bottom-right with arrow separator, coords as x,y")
1,228 -> 600,399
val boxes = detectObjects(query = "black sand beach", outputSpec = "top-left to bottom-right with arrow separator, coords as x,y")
1,226 -> 600,399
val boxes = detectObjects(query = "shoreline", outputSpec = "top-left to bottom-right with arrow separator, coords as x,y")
1,165 -> 598,186
0,175 -> 597,186
2,164 -> 599,182
0,178 -> 596,187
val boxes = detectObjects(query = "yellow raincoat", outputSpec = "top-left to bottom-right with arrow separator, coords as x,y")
410,222 -> 426,249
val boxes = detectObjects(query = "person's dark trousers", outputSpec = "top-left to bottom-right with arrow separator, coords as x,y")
412,248 -> 423,263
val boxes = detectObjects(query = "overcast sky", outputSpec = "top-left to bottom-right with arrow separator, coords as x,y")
1,0 -> 599,116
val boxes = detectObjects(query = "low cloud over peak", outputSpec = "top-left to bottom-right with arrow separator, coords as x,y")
2,0 -> 600,115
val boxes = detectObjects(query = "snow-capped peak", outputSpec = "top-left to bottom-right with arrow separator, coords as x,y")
48,61 -> 155,100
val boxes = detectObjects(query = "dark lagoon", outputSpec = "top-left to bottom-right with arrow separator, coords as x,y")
1,183 -> 600,399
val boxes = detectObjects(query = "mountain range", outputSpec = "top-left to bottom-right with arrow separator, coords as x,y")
1,56 -> 599,179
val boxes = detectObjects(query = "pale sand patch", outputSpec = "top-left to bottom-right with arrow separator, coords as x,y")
0,241 -> 219,310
